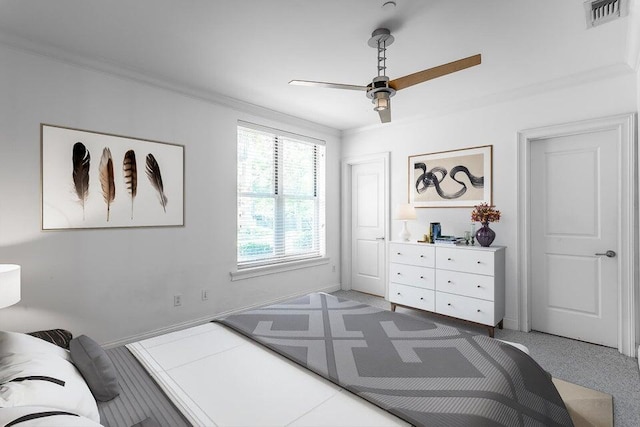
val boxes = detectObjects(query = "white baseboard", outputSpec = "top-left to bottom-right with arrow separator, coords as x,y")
502,317 -> 518,331
102,283 -> 341,349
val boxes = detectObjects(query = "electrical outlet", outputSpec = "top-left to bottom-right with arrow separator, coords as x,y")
202,289 -> 209,301
173,294 -> 182,307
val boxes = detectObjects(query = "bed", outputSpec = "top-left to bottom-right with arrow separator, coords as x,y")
1,292 -> 574,426
128,292 -> 573,426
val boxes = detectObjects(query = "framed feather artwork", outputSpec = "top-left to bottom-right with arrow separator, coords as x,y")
41,124 -> 184,230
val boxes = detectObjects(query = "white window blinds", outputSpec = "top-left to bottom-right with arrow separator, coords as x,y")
237,122 -> 326,268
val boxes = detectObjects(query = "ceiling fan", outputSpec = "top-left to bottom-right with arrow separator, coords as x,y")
289,28 -> 481,124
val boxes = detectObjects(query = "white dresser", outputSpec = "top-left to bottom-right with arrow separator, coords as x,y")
388,241 -> 505,337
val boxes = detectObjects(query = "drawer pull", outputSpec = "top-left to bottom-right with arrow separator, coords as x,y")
447,303 -> 451,306
420,276 -> 424,279
420,297 -> 424,300
396,292 -> 401,296
420,255 -> 424,258
397,252 -> 401,255
397,272 -> 401,275
477,309 -> 481,312
447,258 -> 452,261
477,261 -> 481,264
447,280 -> 452,284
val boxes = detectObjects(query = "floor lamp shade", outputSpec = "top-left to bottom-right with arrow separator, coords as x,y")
0,264 -> 20,309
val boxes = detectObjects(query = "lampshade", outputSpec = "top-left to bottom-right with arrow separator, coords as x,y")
0,264 -> 21,309
394,204 -> 417,220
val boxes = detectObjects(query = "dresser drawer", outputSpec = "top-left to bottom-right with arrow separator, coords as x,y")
435,270 -> 495,301
389,243 -> 435,268
389,283 -> 435,312
389,263 -> 435,290
436,247 -> 495,275
435,292 -> 496,326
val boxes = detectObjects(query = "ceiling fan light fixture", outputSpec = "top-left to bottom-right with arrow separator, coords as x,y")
373,92 -> 390,111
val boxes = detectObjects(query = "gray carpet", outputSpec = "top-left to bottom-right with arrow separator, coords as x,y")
332,290 -> 640,427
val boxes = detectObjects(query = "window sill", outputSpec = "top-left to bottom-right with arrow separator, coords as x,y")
230,257 -> 330,281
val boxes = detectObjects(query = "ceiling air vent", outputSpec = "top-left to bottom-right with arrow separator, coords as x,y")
584,0 -> 628,28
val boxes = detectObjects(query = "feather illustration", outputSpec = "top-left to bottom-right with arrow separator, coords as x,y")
99,147 -> 116,221
123,150 -> 137,219
146,153 -> 168,213
72,142 -> 90,220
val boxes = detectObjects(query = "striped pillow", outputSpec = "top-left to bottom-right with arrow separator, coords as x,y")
0,332 -> 100,422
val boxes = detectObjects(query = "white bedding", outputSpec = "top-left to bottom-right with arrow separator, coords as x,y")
127,323 -> 409,427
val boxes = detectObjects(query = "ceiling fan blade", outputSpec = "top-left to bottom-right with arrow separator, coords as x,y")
289,80 -> 368,91
378,107 -> 391,123
389,54 -> 481,91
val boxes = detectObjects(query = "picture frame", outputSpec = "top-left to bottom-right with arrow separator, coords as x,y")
41,124 -> 184,230
408,145 -> 492,208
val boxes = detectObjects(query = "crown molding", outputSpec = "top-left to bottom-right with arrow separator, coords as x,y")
0,30 -> 341,138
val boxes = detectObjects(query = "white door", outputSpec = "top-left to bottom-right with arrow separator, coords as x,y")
350,160 -> 386,296
530,129 -> 618,347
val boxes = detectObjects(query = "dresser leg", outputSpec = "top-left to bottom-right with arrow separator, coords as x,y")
498,319 -> 504,329
488,327 -> 495,338
390,303 -> 397,312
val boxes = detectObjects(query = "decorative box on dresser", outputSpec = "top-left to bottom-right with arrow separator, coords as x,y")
388,241 -> 505,337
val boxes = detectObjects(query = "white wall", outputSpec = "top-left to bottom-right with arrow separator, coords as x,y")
0,44 -> 341,345
342,72 -> 637,329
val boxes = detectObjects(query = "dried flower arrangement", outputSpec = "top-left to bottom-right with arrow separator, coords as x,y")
471,203 -> 501,223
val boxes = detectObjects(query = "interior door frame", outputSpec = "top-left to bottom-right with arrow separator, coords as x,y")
341,152 -> 390,296
517,113 -> 637,357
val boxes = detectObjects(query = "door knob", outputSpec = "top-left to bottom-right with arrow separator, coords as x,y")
595,250 -> 616,258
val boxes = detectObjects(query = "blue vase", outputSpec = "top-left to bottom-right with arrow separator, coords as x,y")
475,222 -> 495,247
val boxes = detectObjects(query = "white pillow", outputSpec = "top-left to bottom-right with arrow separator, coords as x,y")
0,332 -> 100,422
0,331 -> 71,361
0,405 -> 103,426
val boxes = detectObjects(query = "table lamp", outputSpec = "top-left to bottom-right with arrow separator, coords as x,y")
0,264 -> 21,309
394,204 -> 417,241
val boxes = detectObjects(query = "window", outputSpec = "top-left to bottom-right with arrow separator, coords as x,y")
237,121 -> 325,269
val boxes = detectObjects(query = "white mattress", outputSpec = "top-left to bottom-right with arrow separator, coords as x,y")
127,323 -> 409,427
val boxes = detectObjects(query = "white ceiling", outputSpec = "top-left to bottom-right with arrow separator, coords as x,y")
0,0 -> 634,131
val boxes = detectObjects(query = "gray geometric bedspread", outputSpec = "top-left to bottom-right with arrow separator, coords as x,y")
216,292 -> 573,427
